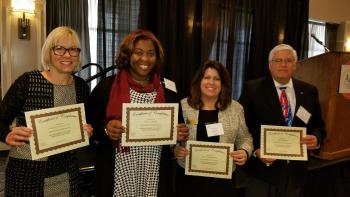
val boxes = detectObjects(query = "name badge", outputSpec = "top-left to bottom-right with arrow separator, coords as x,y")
296,106 -> 311,124
206,123 -> 224,137
164,78 -> 177,93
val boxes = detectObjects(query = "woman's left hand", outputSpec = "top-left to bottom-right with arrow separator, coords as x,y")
230,149 -> 248,166
177,123 -> 189,141
83,124 -> 93,138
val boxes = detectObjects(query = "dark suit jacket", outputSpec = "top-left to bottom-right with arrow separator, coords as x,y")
238,75 -> 326,186
86,75 -> 183,197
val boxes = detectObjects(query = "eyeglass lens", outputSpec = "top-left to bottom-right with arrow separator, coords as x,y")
53,46 -> 81,57
272,58 -> 294,64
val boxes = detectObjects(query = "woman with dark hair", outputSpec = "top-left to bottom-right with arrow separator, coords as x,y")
86,29 -> 188,197
174,60 -> 253,196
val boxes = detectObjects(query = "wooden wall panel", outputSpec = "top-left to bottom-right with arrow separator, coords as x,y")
295,52 -> 350,160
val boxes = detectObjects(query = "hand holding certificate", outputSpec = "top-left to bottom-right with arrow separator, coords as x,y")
260,125 -> 307,161
185,141 -> 234,179
121,103 -> 178,146
25,103 -> 89,160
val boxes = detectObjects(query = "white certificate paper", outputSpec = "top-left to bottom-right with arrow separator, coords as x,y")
121,103 -> 178,146
339,64 -> 350,93
25,103 -> 89,160
260,125 -> 307,161
185,141 -> 234,179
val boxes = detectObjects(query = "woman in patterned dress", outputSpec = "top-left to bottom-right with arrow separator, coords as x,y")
86,29 -> 189,197
0,26 -> 93,196
174,60 -> 253,197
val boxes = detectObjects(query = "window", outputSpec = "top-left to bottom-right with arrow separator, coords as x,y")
88,0 -> 98,89
87,0 -> 140,90
308,20 -> 327,57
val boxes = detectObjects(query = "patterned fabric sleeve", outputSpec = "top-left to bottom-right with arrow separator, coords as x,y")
0,73 -> 29,142
232,101 -> 254,157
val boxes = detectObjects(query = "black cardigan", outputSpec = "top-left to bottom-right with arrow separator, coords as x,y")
0,70 -> 90,142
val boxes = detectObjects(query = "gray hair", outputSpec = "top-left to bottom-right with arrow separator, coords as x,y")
268,44 -> 297,62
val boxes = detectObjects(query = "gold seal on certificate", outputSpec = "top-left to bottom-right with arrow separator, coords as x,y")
260,125 -> 307,161
339,64 -> 350,93
25,103 -> 89,160
185,141 -> 234,179
121,103 -> 178,146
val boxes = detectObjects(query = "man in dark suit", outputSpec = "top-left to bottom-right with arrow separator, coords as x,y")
239,44 -> 326,197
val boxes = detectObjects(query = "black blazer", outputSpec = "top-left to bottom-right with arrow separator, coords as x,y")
86,75 -> 182,197
238,76 -> 326,185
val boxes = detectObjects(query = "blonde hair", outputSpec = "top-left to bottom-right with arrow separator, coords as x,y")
40,26 -> 82,71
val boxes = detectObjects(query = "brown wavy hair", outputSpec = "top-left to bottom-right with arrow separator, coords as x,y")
187,60 -> 232,110
115,29 -> 164,70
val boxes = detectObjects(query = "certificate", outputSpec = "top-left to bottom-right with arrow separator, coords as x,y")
260,125 -> 307,161
339,64 -> 350,93
25,103 -> 89,160
121,103 -> 178,146
185,141 -> 234,179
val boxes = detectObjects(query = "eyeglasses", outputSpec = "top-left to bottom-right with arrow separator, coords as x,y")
271,58 -> 295,64
52,46 -> 81,57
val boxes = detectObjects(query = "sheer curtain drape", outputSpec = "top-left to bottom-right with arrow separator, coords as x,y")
139,0 -> 252,99
246,0 -> 309,81
46,0 -> 91,67
140,0 -> 309,98
96,0 -> 139,72
47,0 -> 310,99
208,0 -> 252,99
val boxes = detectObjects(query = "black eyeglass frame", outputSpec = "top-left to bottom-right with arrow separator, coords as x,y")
52,45 -> 81,57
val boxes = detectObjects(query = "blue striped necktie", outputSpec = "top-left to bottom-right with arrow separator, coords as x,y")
279,87 -> 292,126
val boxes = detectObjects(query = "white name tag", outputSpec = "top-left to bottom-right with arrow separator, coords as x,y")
164,78 -> 177,93
296,106 -> 311,124
205,123 -> 224,137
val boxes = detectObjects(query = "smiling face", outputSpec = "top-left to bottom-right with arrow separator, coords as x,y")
200,67 -> 222,101
269,49 -> 296,84
129,39 -> 157,81
49,35 -> 80,75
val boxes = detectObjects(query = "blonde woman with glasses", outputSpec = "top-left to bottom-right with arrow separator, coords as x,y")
0,26 -> 93,196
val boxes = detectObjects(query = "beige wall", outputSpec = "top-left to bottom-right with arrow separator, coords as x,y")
310,0 -> 350,52
0,0 -> 46,97
0,0 -> 46,150
309,0 -> 350,23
